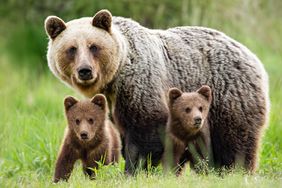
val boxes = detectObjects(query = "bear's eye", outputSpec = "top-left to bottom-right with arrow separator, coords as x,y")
185,107 -> 191,113
67,46 -> 77,58
199,106 -> 203,112
88,118 -> 94,124
89,44 -> 98,55
75,119 -> 80,125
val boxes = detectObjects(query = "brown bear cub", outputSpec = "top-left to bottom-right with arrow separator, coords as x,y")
164,85 -> 213,175
53,94 -> 121,183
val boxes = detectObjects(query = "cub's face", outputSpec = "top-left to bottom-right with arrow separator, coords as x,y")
168,86 -> 212,134
45,10 -> 124,97
64,94 -> 107,142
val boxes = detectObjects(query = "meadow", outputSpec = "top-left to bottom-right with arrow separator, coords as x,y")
0,0 -> 282,187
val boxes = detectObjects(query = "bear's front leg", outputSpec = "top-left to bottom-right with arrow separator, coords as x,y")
82,162 -> 98,179
163,136 -> 186,176
53,143 -> 78,183
114,90 -> 168,175
82,150 -> 112,179
124,127 -> 165,175
124,133 -> 140,175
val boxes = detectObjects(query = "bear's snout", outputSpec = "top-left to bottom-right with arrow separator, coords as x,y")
77,65 -> 93,81
194,117 -> 202,128
80,131 -> 89,140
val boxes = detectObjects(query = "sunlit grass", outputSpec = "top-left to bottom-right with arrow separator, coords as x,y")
0,17 -> 282,187
0,43 -> 282,187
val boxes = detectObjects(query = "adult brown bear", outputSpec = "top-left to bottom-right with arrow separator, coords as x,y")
44,9 -> 269,174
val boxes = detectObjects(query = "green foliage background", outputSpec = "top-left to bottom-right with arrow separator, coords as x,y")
0,0 -> 281,187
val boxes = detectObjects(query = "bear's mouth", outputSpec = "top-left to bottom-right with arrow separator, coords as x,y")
72,74 -> 99,88
194,123 -> 202,129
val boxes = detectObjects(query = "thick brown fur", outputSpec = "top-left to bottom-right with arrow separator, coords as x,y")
53,94 -> 121,183
164,86 -> 213,175
45,10 -> 270,175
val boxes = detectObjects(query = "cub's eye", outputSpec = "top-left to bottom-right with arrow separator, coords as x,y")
75,119 -> 80,125
89,44 -> 98,54
88,118 -> 94,124
185,107 -> 191,113
67,46 -> 77,58
199,106 -> 203,112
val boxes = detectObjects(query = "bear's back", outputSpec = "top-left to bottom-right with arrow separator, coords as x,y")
113,16 -> 269,171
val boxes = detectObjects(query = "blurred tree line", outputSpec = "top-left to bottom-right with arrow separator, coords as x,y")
0,0 -> 281,72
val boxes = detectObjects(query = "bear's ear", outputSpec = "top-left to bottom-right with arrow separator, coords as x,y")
92,9 -> 112,32
197,85 -> 212,102
44,16 -> 66,40
168,88 -> 183,102
91,94 -> 107,110
64,96 -> 78,111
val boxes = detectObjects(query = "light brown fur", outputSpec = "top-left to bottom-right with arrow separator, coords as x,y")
45,11 -> 127,97
45,10 -> 269,174
53,94 -> 121,183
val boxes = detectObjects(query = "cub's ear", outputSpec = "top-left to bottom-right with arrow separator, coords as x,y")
168,88 -> 183,102
197,85 -> 212,102
92,9 -> 112,32
44,16 -> 66,39
91,94 -> 107,110
64,96 -> 78,111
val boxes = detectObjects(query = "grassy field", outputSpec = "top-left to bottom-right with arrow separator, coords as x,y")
0,35 -> 282,188
0,2 -> 282,187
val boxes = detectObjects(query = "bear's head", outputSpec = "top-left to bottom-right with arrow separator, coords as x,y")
168,85 -> 212,134
64,94 -> 107,142
45,10 -> 126,97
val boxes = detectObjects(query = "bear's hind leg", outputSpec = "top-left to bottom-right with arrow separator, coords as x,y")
243,132 -> 260,173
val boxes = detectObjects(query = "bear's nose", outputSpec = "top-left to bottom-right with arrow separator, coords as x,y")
77,66 -> 93,80
80,131 -> 89,140
194,117 -> 202,127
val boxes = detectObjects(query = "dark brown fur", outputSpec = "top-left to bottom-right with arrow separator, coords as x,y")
53,94 -> 121,183
164,86 -> 213,175
45,10 -> 269,174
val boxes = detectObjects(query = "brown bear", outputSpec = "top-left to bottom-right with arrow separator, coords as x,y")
164,85 -> 213,175
45,10 -> 269,174
53,94 -> 121,182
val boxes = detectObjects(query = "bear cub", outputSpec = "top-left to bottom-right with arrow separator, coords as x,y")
165,85 -> 213,175
53,94 -> 121,182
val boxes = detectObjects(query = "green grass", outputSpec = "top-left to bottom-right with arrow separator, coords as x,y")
0,24 -> 282,188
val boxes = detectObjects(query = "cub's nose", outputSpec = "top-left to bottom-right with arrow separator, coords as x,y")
80,131 -> 89,140
194,117 -> 202,127
77,66 -> 93,80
